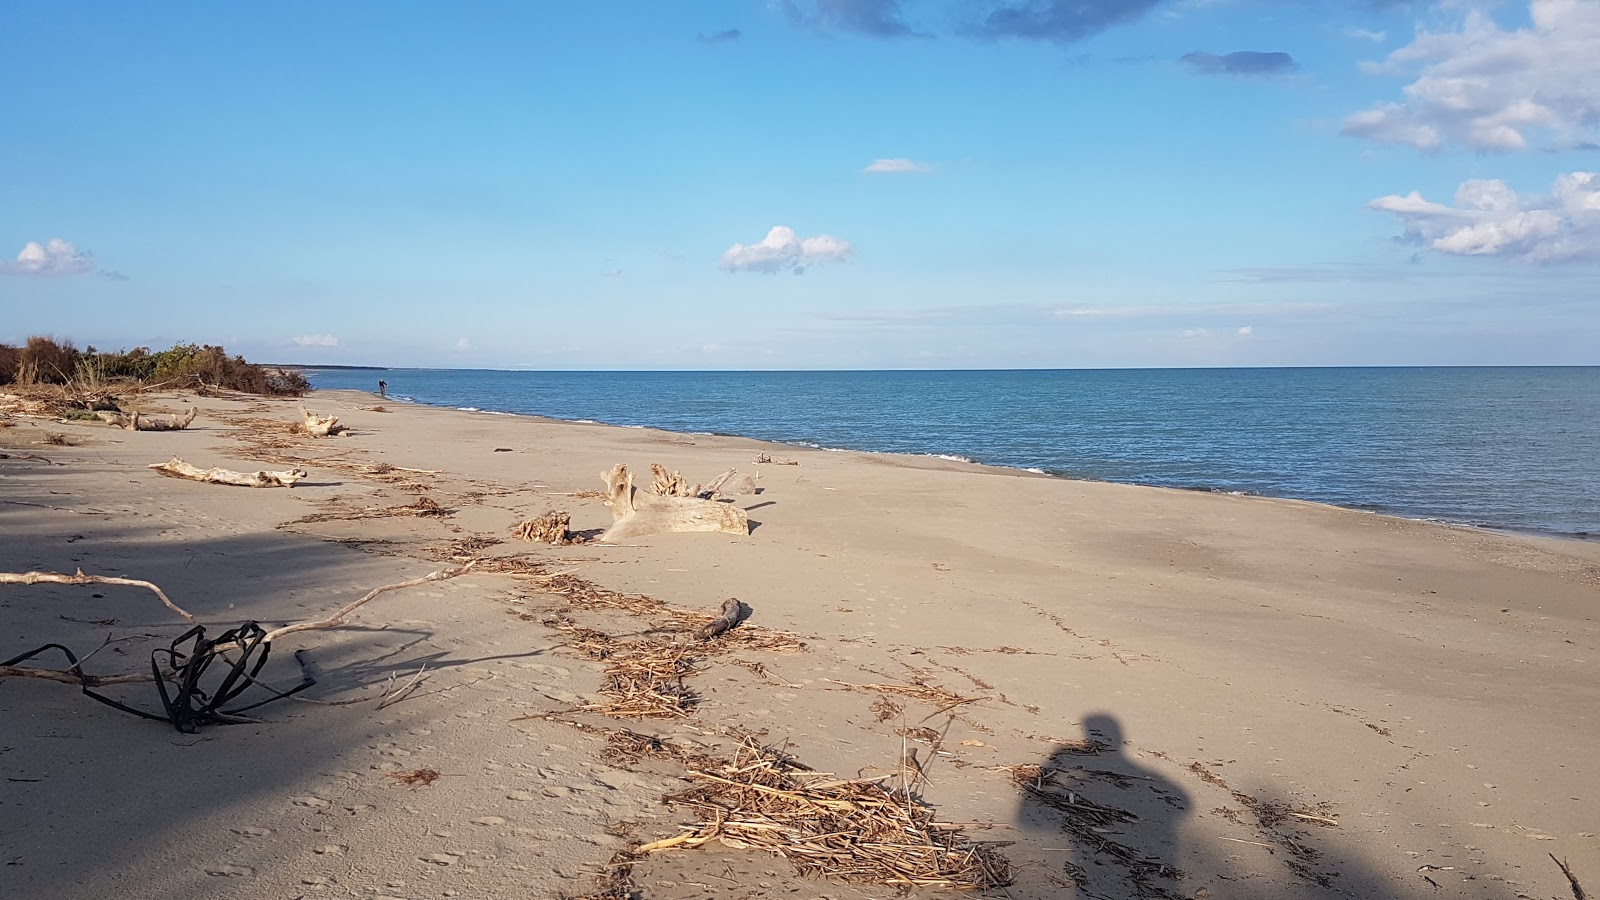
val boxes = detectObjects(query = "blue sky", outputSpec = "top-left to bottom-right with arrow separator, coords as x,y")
3,0 -> 1598,369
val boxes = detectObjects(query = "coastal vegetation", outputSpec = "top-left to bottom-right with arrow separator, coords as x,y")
0,335 -> 308,399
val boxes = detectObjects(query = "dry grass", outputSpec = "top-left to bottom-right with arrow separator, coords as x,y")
637,736 -> 1012,890
295,496 -> 451,524
1008,762 -> 1181,897
512,510 -> 577,545
42,431 -> 76,446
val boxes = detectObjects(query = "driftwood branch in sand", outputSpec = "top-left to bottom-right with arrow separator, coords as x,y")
650,463 -> 691,497
696,598 -> 747,640
98,407 -> 199,431
0,569 -> 195,620
1552,853 -> 1588,900
149,457 -> 308,488
699,468 -> 758,499
0,564 -> 475,687
513,511 -> 573,545
600,464 -> 748,542
298,406 -> 349,437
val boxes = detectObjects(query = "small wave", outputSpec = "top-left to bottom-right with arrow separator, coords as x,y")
1025,467 -> 1048,475
455,406 -> 481,412
927,453 -> 975,464
574,419 -> 600,424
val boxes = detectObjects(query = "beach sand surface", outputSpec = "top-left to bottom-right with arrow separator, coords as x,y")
2,389 -> 1596,899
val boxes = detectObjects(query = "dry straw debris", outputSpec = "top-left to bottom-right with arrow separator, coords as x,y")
636,736 -> 1013,891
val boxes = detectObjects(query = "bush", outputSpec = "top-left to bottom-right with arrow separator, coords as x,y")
0,337 -> 307,396
0,344 -> 19,385
18,336 -> 81,385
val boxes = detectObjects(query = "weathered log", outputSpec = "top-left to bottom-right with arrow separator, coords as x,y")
298,406 -> 348,437
699,468 -> 758,499
97,407 -> 198,431
599,464 -> 748,542
696,597 -> 746,640
513,511 -> 572,544
149,457 -> 307,488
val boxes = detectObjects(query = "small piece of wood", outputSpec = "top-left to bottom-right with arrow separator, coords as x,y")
699,468 -> 758,498
149,457 -> 307,488
696,598 -> 745,640
513,511 -> 572,544
599,464 -> 749,542
0,569 -> 195,620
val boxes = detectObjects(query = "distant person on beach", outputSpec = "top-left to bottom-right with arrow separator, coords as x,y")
378,379 -> 387,398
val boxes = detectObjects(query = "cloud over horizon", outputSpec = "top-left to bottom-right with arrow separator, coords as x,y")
1,239 -> 96,277
864,157 -> 935,173
1369,172 -> 1600,263
292,334 -> 340,347
1181,50 -> 1297,76
779,0 -> 1164,43
720,226 -> 854,274
1343,0 -> 1600,152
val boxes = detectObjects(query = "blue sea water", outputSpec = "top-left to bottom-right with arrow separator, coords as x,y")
305,367 -> 1600,539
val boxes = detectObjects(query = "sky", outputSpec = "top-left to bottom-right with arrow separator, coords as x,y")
3,0 -> 1598,370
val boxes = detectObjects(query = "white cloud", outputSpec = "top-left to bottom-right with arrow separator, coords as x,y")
455,337 -> 471,351
1368,171 -> 1600,263
1237,325 -> 1254,336
1182,328 -> 1210,339
1343,26 -> 1387,44
864,157 -> 935,174
292,334 -> 339,347
720,226 -> 854,274
1343,0 -> 1600,152
1,239 -> 95,276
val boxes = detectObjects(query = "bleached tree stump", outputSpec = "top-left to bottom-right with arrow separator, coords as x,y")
650,463 -> 691,497
298,406 -> 348,437
149,457 -> 308,488
600,464 -> 748,542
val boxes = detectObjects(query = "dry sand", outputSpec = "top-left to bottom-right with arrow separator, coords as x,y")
1,388 -> 1596,899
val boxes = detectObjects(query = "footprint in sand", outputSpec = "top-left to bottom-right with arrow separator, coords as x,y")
471,816 -> 507,826
292,796 -> 331,809
229,825 -> 272,837
204,864 -> 255,877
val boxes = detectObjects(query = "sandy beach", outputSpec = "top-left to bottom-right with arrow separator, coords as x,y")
2,387 -> 1596,899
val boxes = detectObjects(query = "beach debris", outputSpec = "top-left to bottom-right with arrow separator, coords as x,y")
386,767 -> 442,789
512,510 -> 574,545
0,564 -> 475,730
695,597 -> 747,640
599,463 -> 748,542
99,407 -> 197,431
1551,853 -> 1587,900
295,406 -> 349,437
650,463 -> 691,497
753,452 -> 799,465
635,735 -> 1013,890
700,467 -> 759,498
149,457 -> 308,488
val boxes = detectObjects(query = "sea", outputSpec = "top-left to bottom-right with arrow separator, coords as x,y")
303,367 -> 1600,540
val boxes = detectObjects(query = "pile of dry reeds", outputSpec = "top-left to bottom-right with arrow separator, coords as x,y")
513,510 -> 575,544
638,736 -> 1013,890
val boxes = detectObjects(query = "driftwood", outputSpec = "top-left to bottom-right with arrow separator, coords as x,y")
600,464 -> 748,542
513,511 -> 572,544
149,457 -> 308,488
298,406 -> 348,437
0,564 -> 473,688
700,468 -> 758,498
696,598 -> 746,640
98,407 -> 198,431
650,463 -> 691,497
0,569 -> 195,620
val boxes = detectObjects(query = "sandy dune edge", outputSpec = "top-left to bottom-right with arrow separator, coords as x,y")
2,389 -> 1596,899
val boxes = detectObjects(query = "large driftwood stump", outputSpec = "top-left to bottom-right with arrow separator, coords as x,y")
149,457 -> 308,488
600,464 -> 748,542
298,406 -> 348,437
650,463 -> 691,497
513,511 -> 572,545
99,407 -> 198,431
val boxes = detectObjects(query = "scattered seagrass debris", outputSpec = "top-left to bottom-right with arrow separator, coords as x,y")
1184,761 -> 1338,887
513,510 -> 577,545
544,613 -> 700,719
294,496 -> 452,523
567,489 -> 604,499
753,452 -> 799,465
0,564 -> 474,731
98,407 -> 198,431
537,574 -> 805,653
600,463 -> 748,541
386,767 -> 442,789
635,736 -> 1014,890
295,406 -> 349,437
1005,761 -> 1184,898
149,456 -> 307,487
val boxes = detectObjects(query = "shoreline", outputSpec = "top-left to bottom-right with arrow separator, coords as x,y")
342,386 -> 1600,545
4,387 -> 1597,899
